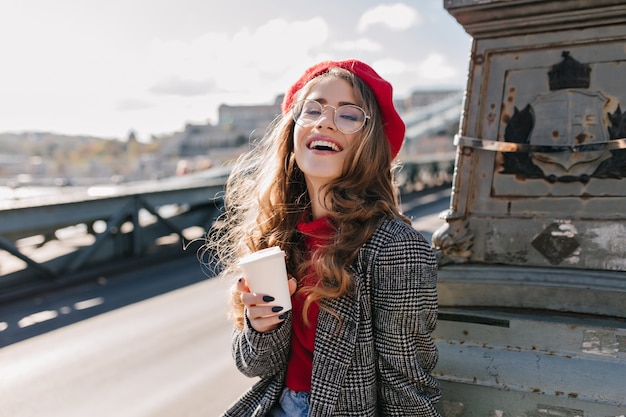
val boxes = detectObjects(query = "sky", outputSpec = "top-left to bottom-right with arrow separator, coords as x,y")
0,0 -> 472,141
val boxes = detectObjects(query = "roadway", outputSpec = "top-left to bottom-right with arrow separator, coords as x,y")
0,188 -> 451,417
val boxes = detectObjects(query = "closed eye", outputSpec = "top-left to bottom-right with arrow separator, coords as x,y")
339,114 -> 360,122
303,109 -> 322,117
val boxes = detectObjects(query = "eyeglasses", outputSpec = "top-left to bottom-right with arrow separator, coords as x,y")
291,99 -> 370,134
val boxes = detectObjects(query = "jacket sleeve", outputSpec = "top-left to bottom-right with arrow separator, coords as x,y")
231,312 -> 292,380
370,225 -> 442,416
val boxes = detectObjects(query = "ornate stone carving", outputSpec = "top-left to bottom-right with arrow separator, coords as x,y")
432,215 -> 474,265
500,51 -> 626,182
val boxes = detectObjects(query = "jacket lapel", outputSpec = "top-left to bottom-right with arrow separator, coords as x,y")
309,278 -> 362,414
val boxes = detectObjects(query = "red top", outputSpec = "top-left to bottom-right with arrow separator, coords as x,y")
285,215 -> 334,392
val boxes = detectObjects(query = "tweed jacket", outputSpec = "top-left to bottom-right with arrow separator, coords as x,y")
221,217 -> 441,416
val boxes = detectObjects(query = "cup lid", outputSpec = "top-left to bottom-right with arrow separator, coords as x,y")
238,246 -> 285,265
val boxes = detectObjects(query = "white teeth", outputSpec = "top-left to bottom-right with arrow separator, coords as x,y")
308,140 -> 341,152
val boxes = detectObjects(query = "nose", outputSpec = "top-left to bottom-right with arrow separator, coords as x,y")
316,106 -> 337,130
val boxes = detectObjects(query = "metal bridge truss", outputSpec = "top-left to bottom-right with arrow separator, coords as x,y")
0,177 -> 226,301
0,156 -> 454,302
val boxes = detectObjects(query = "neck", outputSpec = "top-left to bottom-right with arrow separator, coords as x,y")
310,199 -> 329,220
306,180 -> 331,220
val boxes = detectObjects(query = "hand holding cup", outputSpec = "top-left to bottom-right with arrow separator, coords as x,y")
237,247 -> 296,333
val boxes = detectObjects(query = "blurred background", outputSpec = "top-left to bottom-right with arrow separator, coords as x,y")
0,0 -> 470,191
0,2 -> 471,415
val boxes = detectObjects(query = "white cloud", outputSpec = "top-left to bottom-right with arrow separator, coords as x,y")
115,98 -> 154,112
416,53 -> 458,81
149,75 -> 217,96
357,3 -> 421,32
366,55 -> 462,97
99,16 -> 335,136
332,38 -> 382,52
146,17 -> 330,96
0,1 -> 471,139
371,58 -> 409,75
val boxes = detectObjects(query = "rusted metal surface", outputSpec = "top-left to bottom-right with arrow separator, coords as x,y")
433,0 -> 626,415
443,0 -> 626,39
435,307 -> 626,416
434,0 -> 626,283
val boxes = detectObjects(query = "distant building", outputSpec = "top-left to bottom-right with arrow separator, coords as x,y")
0,154 -> 30,178
171,95 -> 282,158
396,89 -> 462,113
218,94 -> 283,139
168,90 -> 462,161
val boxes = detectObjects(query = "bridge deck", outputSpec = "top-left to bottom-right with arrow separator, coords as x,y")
0,259 -> 251,416
0,190 -> 450,416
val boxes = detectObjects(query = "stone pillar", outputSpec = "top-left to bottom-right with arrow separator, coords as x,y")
430,5 -> 626,416
433,0 -> 626,317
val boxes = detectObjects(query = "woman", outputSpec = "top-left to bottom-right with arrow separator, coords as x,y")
211,59 -> 441,416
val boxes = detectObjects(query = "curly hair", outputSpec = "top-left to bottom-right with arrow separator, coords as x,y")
205,67 -> 409,329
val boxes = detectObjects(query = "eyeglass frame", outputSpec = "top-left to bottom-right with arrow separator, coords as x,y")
290,99 -> 370,134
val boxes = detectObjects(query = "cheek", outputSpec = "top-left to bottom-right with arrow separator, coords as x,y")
346,134 -> 359,145
344,133 -> 360,150
293,125 -> 307,151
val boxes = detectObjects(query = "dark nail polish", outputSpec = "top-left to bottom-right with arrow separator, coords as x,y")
262,295 -> 275,302
279,313 -> 288,320
271,306 -> 283,313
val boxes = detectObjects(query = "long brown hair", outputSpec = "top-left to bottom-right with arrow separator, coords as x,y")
206,67 -> 408,329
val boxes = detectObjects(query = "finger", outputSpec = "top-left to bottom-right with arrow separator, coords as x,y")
247,304 -> 286,318
240,291 -> 276,307
288,278 -> 298,296
247,308 -> 289,333
236,277 -> 250,293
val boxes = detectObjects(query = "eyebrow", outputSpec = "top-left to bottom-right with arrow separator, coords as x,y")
311,98 -> 357,107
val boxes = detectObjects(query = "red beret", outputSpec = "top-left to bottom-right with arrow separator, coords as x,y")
281,59 -> 405,159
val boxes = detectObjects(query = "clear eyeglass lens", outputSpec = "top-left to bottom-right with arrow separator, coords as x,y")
292,100 -> 367,134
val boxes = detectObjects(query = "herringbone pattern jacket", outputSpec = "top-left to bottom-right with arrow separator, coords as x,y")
222,218 -> 442,416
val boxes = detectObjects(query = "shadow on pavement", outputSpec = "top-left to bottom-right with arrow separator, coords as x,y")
0,243 -> 215,348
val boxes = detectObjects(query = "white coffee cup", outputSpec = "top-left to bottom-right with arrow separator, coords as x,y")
238,246 -> 292,312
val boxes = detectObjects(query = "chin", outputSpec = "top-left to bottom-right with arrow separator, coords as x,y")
302,169 -> 341,186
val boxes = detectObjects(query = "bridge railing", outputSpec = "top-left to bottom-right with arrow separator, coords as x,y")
0,155 -> 454,302
0,173 -> 227,301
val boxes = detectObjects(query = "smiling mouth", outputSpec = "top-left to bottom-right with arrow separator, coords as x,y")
308,140 -> 342,152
